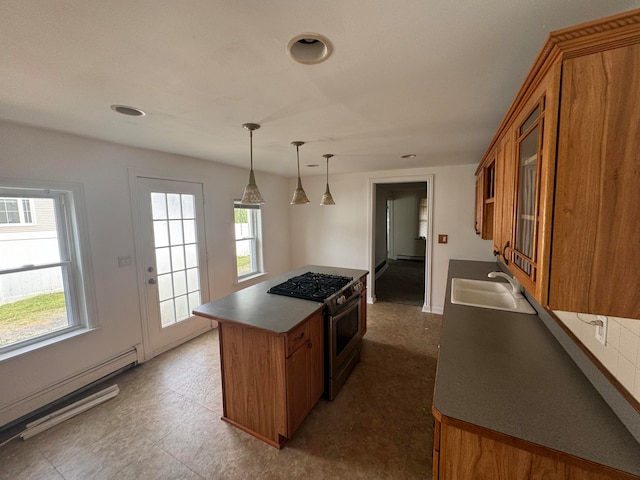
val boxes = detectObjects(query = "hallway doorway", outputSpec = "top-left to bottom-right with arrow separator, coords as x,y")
368,175 -> 434,312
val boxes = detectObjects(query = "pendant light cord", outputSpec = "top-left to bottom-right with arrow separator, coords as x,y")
296,145 -> 301,177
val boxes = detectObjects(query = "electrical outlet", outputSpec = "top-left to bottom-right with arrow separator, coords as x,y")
438,234 -> 448,244
595,315 -> 608,345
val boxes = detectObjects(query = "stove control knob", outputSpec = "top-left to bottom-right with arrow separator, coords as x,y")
337,295 -> 347,305
354,282 -> 363,291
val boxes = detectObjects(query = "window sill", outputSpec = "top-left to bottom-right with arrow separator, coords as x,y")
235,272 -> 268,286
0,326 -> 98,363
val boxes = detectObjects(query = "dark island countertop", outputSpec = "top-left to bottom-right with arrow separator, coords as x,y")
434,260 -> 640,476
193,265 -> 368,334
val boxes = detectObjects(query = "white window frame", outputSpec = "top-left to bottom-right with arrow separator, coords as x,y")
0,182 -> 96,358
0,197 -> 36,226
233,201 -> 264,282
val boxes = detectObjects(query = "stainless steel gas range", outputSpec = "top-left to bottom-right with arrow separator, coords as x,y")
268,271 -> 365,400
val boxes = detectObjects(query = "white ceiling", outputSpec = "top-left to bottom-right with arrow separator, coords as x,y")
2,1 -> 639,177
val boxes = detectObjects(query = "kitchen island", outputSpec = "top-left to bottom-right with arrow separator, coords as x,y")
433,260 -> 640,479
193,265 -> 368,448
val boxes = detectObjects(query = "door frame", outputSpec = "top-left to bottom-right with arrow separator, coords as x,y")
129,169 -> 212,362
367,174 -> 434,313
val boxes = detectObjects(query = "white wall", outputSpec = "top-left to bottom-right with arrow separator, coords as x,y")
289,164 -> 495,313
0,120 -> 291,426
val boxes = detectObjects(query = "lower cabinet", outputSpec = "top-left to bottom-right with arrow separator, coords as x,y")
432,415 -> 636,480
219,309 -> 324,448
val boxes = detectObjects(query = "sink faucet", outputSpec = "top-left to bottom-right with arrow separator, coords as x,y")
488,271 -> 524,298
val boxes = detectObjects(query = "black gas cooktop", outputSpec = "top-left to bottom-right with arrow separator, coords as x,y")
267,272 -> 353,302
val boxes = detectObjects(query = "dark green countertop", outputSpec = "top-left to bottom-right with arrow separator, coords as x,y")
193,265 -> 368,334
434,260 -> 640,476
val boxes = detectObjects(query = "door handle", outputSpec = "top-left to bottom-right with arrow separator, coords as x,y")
148,278 -> 156,285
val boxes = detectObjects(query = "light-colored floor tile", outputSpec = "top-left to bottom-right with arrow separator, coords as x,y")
1,298 -> 441,480
0,439 -> 57,480
109,445 -> 204,480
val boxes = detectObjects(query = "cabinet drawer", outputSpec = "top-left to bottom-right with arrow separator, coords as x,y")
286,322 -> 310,357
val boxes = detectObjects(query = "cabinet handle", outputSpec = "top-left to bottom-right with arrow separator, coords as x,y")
294,332 -> 305,342
502,241 -> 510,265
307,341 -> 313,348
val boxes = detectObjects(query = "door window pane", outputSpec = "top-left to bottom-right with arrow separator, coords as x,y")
151,193 -> 167,220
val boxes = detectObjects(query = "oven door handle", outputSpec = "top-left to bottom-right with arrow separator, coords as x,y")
331,293 -> 360,320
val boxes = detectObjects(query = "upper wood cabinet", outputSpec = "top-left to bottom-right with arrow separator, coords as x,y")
478,8 -> 640,319
548,44 -> 640,318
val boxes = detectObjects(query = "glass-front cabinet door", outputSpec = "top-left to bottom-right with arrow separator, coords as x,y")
512,101 -> 543,281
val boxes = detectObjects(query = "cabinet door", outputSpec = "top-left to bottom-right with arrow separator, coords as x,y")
494,131 -> 515,261
286,342 -> 309,436
475,171 -> 484,235
549,44 -> 640,318
507,69 -> 560,299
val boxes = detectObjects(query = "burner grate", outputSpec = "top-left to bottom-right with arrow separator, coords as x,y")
268,272 -> 352,302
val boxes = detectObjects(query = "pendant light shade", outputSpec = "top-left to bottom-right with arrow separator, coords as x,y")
240,123 -> 265,205
320,154 -> 336,205
290,141 -> 310,205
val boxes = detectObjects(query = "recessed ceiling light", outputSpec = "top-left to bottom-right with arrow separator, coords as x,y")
110,105 -> 146,117
401,154 -> 416,159
287,33 -> 333,65
306,164 -> 319,168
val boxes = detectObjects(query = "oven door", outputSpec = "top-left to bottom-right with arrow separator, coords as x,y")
328,293 -> 362,376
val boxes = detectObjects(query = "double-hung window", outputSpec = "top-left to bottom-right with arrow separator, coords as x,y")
233,201 -> 263,280
0,185 -> 94,354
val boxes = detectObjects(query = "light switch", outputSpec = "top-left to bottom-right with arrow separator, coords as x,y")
438,234 -> 448,244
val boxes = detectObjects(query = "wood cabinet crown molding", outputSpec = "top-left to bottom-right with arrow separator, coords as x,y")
479,7 -> 640,167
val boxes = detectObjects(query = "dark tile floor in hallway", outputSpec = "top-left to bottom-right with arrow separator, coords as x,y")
1,302 -> 442,480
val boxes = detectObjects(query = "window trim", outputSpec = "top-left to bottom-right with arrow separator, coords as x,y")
233,201 -> 264,282
0,180 -> 97,358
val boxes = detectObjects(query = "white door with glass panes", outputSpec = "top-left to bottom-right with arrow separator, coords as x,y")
136,177 -> 210,357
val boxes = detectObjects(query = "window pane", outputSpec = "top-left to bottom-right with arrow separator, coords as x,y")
160,299 -> 175,327
185,244 -> 198,268
153,220 -> 169,248
175,295 -> 189,321
21,199 -> 33,223
169,220 -> 184,245
236,239 -> 254,276
186,267 -> 199,292
173,271 -> 187,296
0,267 -> 70,348
181,195 -> 195,219
151,193 -> 167,220
0,199 -> 20,224
157,273 -> 173,302
183,219 -> 196,244
167,194 -> 182,219
171,246 -> 185,271
155,247 -> 171,274
188,291 -> 201,311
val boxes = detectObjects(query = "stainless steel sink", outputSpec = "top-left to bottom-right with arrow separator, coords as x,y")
450,278 -> 536,314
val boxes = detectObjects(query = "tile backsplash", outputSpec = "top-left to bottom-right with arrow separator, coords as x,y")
555,311 -> 640,403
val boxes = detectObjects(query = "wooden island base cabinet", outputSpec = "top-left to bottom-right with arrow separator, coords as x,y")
219,309 -> 324,448
432,413 -> 639,480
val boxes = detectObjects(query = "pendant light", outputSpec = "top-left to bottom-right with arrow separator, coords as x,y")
320,154 -> 336,205
290,141 -> 310,205
240,123 -> 265,205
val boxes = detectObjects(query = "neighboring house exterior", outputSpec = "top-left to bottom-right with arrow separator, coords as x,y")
0,197 -> 63,306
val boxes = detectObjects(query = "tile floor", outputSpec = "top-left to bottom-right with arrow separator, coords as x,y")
1,302 -> 442,479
